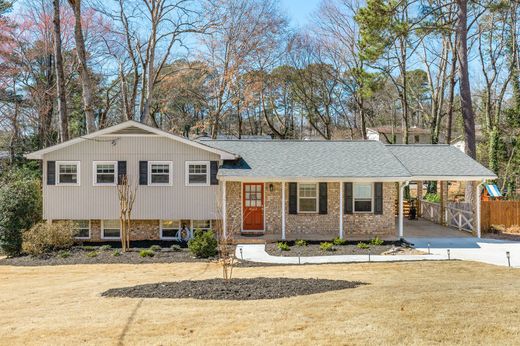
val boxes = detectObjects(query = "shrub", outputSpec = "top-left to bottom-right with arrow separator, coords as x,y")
0,168 -> 42,257
170,244 -> 182,252
100,245 -> 111,251
424,193 -> 440,203
22,221 -> 75,256
277,241 -> 290,251
57,250 -> 71,258
320,242 -> 334,251
295,239 -> 307,247
357,242 -> 369,249
139,249 -> 155,257
370,236 -> 384,246
188,230 -> 218,258
333,237 -> 347,246
113,250 -> 121,257
82,246 -> 97,251
149,245 -> 162,252
86,251 -> 99,258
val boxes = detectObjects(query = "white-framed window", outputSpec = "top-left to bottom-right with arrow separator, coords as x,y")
73,220 -> 90,239
191,220 -> 212,231
298,183 -> 318,213
93,161 -> 117,186
353,183 -> 373,213
160,220 -> 180,239
148,161 -> 173,186
185,161 -> 210,186
101,220 -> 121,239
56,161 -> 80,185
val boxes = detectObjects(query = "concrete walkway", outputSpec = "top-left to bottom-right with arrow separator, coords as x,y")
407,237 -> 520,268
235,244 -> 444,265
236,237 -> 520,268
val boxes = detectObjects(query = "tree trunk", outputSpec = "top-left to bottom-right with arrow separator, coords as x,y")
68,0 -> 96,133
456,0 -> 477,204
53,0 -> 69,142
446,41 -> 457,144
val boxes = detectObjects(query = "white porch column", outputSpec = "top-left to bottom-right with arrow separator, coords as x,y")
222,180 -> 227,238
476,181 -> 483,238
339,181 -> 344,239
281,182 -> 286,240
399,181 -> 409,238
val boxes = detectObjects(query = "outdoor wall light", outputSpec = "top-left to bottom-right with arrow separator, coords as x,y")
269,183 -> 274,192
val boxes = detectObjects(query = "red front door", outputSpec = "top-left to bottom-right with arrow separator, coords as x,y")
243,183 -> 264,231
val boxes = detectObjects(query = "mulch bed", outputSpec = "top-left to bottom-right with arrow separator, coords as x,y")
266,242 -> 401,257
101,277 -> 364,300
0,246 -> 209,266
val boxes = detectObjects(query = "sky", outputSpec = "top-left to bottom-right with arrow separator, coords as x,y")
280,0 -> 322,27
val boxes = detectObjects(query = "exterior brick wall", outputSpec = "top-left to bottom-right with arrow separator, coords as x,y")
72,219 -> 218,242
225,181 -> 397,240
343,183 -> 396,236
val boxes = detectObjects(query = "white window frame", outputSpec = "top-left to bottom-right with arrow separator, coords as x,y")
160,219 -> 180,240
353,182 -> 374,213
191,219 -> 212,231
101,220 -> 121,240
297,183 -> 319,213
148,161 -> 173,186
185,161 -> 210,186
92,161 -> 118,186
56,161 -> 81,186
73,220 -> 91,240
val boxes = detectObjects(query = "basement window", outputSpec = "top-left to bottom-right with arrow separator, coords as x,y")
102,220 -> 121,239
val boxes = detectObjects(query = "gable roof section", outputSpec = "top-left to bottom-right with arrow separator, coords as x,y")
206,140 -> 411,181
205,140 -> 496,181
25,121 -> 238,160
386,145 -> 496,180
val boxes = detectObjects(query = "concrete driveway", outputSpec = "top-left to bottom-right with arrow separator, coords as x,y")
406,236 -> 520,268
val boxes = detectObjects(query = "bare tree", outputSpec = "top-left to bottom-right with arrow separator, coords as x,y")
67,0 -> 96,133
52,0 -> 68,142
117,175 -> 137,252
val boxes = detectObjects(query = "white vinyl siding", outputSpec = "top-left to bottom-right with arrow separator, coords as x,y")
298,183 -> 318,213
93,161 -> 117,186
353,183 -> 373,213
42,136 -> 220,220
56,161 -> 80,186
185,161 -> 210,186
102,220 -> 121,239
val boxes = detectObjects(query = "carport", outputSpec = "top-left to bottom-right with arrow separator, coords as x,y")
387,145 -> 497,240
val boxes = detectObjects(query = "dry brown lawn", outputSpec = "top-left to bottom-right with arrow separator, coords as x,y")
1,261 -> 520,345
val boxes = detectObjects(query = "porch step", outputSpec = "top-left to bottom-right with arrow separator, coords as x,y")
233,236 -> 266,245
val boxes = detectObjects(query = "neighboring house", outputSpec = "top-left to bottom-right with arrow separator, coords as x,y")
367,126 -> 433,144
26,121 -> 496,242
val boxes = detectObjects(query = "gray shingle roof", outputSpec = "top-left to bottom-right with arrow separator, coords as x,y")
386,145 -> 496,178
204,140 -> 497,180
207,140 -> 409,179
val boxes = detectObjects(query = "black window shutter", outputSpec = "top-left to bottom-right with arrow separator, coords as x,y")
210,161 -> 219,185
139,161 -> 148,185
344,182 -> 353,214
47,161 -> 56,185
374,182 -> 383,214
319,182 -> 327,214
288,183 -> 297,214
117,161 -> 127,185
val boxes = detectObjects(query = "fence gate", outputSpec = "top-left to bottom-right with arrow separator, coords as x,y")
420,199 -> 473,233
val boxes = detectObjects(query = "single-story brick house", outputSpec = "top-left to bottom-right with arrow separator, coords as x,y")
26,121 -> 496,242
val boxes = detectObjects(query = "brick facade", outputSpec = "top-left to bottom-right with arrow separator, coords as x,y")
71,219 -> 217,242
226,181 -> 397,240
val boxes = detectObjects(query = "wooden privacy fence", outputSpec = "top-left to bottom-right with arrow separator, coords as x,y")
481,200 -> 520,232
